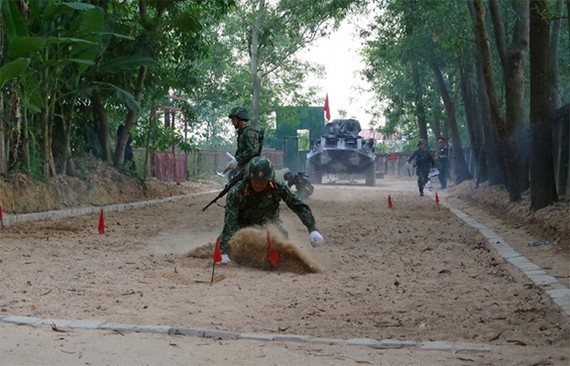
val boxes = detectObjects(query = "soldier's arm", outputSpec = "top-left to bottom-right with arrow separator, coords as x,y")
277,182 -> 317,232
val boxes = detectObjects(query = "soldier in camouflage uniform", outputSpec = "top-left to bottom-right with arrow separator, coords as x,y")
218,157 -> 324,263
407,139 -> 435,196
227,107 -> 261,173
283,170 -> 314,199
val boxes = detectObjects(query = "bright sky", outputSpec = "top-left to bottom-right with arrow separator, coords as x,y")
299,16 -> 377,129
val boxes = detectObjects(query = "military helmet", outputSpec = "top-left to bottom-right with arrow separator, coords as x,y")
417,139 -> 426,146
247,157 -> 275,182
283,170 -> 294,181
228,107 -> 250,121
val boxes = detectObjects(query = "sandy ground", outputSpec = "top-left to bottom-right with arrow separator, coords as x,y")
0,175 -> 568,365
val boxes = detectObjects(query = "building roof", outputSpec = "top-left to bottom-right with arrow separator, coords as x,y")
359,129 -> 384,140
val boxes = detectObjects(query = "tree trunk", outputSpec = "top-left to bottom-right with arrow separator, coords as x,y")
250,0 -> 266,127
460,67 -> 484,183
530,0 -> 558,211
503,0 -> 529,193
432,114 -> 441,142
431,64 -> 472,184
412,64 -> 428,142
472,0 -> 520,201
489,0 -> 528,198
91,91 -> 111,161
475,57 -> 498,185
549,0 -> 563,109
554,105 -> 569,196
143,105 -> 158,180
550,0 -> 565,193
114,66 -> 147,169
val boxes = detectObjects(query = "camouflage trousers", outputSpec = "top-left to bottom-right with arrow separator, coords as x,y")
416,167 -> 430,193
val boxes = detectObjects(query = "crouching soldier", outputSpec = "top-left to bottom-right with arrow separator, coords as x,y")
283,170 -> 314,199
218,157 -> 324,264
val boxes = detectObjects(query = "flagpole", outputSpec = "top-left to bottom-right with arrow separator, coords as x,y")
210,262 -> 216,284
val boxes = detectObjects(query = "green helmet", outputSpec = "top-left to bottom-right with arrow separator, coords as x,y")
418,139 -> 426,146
228,107 -> 250,121
247,157 -> 274,182
283,170 -> 294,181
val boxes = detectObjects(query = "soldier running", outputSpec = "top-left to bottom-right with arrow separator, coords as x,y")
407,139 -> 435,196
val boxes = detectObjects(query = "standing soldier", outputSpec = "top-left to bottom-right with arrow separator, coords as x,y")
227,107 -> 260,173
435,137 -> 449,189
407,139 -> 435,196
218,157 -> 324,264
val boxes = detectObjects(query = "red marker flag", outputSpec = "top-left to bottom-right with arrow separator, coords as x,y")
266,232 -> 279,268
213,236 -> 222,264
388,195 -> 393,208
98,209 -> 105,234
211,236 -> 223,284
323,94 -> 331,121
435,192 -> 440,204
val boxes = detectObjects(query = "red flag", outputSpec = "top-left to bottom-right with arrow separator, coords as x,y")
323,94 -> 331,121
388,195 -> 393,208
98,209 -> 105,234
266,232 -> 279,267
213,236 -> 222,263
435,192 -> 440,204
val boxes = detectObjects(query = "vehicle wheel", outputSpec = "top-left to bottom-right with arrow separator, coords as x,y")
306,159 -> 322,184
365,161 -> 376,186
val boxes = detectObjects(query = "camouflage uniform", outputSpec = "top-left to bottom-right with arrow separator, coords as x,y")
235,125 -> 260,171
228,107 -> 261,172
284,171 -> 314,199
219,179 -> 317,254
408,141 -> 435,195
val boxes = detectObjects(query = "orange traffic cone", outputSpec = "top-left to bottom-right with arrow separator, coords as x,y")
388,195 -> 393,209
98,209 -> 105,234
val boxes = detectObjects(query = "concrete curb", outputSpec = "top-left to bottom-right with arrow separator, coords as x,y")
440,200 -> 570,317
0,315 -> 494,353
0,190 -> 219,227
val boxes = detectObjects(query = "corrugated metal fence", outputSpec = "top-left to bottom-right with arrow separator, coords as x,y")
141,149 -> 285,182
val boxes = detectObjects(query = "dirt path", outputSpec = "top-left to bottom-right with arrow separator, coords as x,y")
0,176 -> 568,365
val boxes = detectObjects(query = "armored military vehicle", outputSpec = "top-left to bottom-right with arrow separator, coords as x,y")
306,118 -> 377,186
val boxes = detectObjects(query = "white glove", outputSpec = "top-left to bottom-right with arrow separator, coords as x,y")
310,231 -> 325,246
221,254 -> 231,264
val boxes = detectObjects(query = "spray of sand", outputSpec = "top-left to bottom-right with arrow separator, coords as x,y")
187,225 -> 322,274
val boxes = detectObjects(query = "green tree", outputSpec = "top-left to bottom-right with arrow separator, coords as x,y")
530,0 -> 559,210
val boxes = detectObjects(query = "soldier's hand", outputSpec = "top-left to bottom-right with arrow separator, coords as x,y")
310,231 -> 325,247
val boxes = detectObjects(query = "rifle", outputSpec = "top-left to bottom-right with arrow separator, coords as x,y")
202,129 -> 265,212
